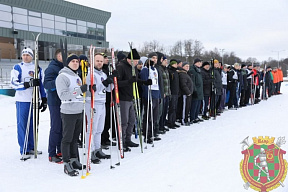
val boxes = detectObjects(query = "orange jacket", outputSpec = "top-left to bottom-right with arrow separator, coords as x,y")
272,70 -> 279,83
278,69 -> 283,82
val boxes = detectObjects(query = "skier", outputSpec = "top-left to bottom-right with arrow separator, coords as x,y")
44,49 -> 64,163
227,63 -> 239,109
55,54 -> 87,176
85,53 -> 115,164
10,47 -> 47,157
189,58 -> 204,124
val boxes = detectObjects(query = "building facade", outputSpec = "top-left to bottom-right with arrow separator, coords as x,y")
0,0 -> 111,60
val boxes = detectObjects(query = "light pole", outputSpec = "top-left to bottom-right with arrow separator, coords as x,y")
272,50 -> 285,68
219,48 -> 225,64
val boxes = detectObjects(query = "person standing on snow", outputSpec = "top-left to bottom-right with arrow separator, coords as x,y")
10,47 -> 47,158
56,54 -> 87,176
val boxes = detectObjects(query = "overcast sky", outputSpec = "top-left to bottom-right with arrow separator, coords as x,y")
67,0 -> 288,62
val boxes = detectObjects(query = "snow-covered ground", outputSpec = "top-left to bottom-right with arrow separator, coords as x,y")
1,83 -> 288,192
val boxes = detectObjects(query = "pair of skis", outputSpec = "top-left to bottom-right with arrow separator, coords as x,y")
21,33 -> 41,161
209,59 -> 216,120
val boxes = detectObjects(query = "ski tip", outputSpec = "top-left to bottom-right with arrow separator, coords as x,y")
115,162 -> 120,166
110,166 -> 115,169
86,172 -> 91,176
81,175 -> 86,179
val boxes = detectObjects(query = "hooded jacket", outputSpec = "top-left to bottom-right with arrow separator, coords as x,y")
178,68 -> 193,96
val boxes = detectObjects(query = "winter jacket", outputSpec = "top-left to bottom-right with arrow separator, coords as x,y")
201,68 -> 212,96
278,69 -> 283,82
157,64 -> 171,97
55,67 -> 84,114
154,64 -> 164,98
241,68 -> 248,90
178,68 -> 193,96
44,59 -> 64,106
117,59 -> 142,101
139,66 -> 161,100
168,65 -> 179,96
189,65 -> 204,100
213,68 -> 223,95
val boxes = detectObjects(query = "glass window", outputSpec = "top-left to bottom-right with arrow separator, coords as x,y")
87,34 -> 96,40
87,22 -> 96,28
87,28 -> 96,35
0,4 -> 11,12
42,19 -> 54,28
78,33 -> 87,38
14,23 -> 28,30
77,25 -> 86,34
0,11 -> 12,22
28,16 -> 41,27
0,20 -> 12,28
29,11 -> 41,17
66,31 -> 77,37
55,29 -> 65,36
29,25 -> 42,32
67,18 -> 76,24
55,15 -> 65,22
43,27 -> 54,34
55,21 -> 66,30
97,24 -> 104,29
97,32 -> 104,36
42,13 -> 54,20
67,23 -> 76,32
13,7 -> 27,15
13,14 -> 28,24
77,20 -> 86,26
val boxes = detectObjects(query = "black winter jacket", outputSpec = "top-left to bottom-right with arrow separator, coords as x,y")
178,69 -> 193,96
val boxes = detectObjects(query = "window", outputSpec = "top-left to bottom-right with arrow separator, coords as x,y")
0,20 -> 12,28
55,21 -> 66,30
29,25 -> 42,32
67,23 -> 76,32
55,15 -> 65,22
97,24 -> 104,29
87,22 -> 96,28
67,18 -> 76,24
55,29 -> 65,36
77,20 -> 86,26
28,16 -> 41,27
42,13 -> 54,20
0,11 -> 12,22
13,7 -> 27,15
77,25 -> 86,34
0,4 -> 11,12
13,14 -> 28,24
42,19 -> 54,28
43,27 -> 54,34
14,23 -> 28,30
29,11 -> 41,17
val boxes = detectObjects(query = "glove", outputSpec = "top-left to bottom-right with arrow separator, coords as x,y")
39,97 -> 47,112
112,70 -> 118,78
24,78 -> 40,88
102,76 -> 113,87
128,76 -> 137,83
80,84 -> 88,93
143,79 -> 152,85
89,84 -> 96,92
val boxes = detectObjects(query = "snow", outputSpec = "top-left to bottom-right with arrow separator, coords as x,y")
1,84 -> 288,192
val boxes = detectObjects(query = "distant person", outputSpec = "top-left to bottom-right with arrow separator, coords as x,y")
10,47 -> 47,158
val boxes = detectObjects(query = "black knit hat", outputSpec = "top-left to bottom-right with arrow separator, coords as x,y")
117,51 -> 126,61
127,49 -> 140,60
79,55 -> 88,62
148,52 -> 158,58
194,58 -> 202,64
66,54 -> 79,65
241,64 -> 246,68
202,61 -> 210,67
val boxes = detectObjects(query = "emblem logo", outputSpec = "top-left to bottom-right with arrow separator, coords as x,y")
28,71 -> 34,77
240,136 -> 287,192
76,78 -> 81,86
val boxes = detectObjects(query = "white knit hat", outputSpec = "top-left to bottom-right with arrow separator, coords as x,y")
22,47 -> 34,58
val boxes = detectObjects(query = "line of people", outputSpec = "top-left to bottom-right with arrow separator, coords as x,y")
11,47 -> 283,176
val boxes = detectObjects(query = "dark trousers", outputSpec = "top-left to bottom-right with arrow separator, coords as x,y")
119,100 -> 135,144
190,100 -> 201,121
176,95 -> 183,121
210,94 -> 220,116
219,87 -> 226,111
48,105 -> 62,157
61,112 -> 82,163
155,98 -> 163,133
203,96 -> 210,116
168,95 -> 178,126
142,98 -> 159,138
160,96 -> 170,130
228,82 -> 236,108
244,82 -> 252,105
182,95 -> 192,123
240,89 -> 246,106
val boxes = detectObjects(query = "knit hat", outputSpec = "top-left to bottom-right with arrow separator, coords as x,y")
127,49 -> 140,60
194,58 -> 202,64
182,62 -> 189,67
241,64 -> 246,68
22,47 -> 34,58
66,54 -> 79,65
177,59 -> 182,64
148,52 -> 158,58
170,59 -> 178,65
202,61 -> 210,67
117,51 -> 126,61
79,55 -> 88,62
163,56 -> 167,60
213,59 -> 219,64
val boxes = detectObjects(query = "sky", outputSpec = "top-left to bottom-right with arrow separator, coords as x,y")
66,0 -> 288,62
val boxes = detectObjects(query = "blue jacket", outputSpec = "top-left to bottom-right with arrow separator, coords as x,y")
43,59 -> 64,106
139,66 -> 161,100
